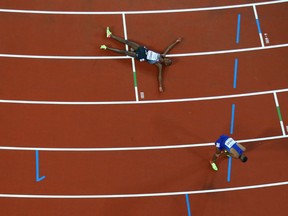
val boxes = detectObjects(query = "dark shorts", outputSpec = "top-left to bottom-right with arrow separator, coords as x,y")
135,46 -> 148,61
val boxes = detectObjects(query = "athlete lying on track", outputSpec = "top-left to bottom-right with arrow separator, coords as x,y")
100,27 -> 181,93
210,135 -> 248,171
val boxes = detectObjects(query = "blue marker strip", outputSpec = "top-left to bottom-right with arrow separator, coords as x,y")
35,150 -> 46,182
227,156 -> 232,182
256,19 -> 262,34
236,14 -> 241,44
185,194 -> 192,216
233,58 -> 238,88
230,104 -> 236,134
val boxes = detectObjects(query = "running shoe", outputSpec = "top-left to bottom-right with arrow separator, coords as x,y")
100,45 -> 107,50
210,161 -> 218,171
106,27 -> 112,38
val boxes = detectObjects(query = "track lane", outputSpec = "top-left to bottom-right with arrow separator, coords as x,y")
0,58 -> 136,101
0,13 -> 123,56
0,139 -> 286,195
0,94 -> 281,149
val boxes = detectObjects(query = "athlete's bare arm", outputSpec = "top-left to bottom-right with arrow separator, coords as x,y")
156,63 -> 164,92
162,38 -> 182,56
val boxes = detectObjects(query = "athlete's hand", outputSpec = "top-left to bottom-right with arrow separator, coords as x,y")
176,38 -> 182,43
159,86 -> 164,93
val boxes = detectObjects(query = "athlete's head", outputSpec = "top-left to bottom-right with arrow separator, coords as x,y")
239,154 -> 248,163
163,58 -> 172,66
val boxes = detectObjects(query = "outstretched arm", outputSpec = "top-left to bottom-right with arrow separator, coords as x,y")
162,38 -> 182,56
156,63 -> 164,92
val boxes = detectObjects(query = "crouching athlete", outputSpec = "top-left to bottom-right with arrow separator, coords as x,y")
100,27 -> 181,93
210,135 -> 248,171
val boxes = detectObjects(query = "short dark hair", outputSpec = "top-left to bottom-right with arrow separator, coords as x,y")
164,58 -> 172,66
240,155 -> 248,163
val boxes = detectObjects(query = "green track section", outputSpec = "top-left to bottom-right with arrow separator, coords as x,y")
133,71 -> 138,87
277,106 -> 283,121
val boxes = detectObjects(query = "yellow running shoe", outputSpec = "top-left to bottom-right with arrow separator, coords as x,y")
100,45 -> 107,50
210,161 -> 218,171
106,27 -> 112,38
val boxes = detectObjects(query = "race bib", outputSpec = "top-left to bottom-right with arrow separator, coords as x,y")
146,50 -> 159,61
224,138 -> 236,148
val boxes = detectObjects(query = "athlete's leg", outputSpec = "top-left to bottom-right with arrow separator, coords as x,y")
106,27 -> 141,50
110,34 -> 141,50
102,46 -> 137,58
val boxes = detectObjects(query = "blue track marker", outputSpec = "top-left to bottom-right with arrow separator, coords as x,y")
256,19 -> 262,34
236,14 -> 241,44
230,104 -> 236,135
233,58 -> 238,88
227,156 -> 232,182
185,194 -> 192,216
227,104 -> 236,182
35,150 -> 46,182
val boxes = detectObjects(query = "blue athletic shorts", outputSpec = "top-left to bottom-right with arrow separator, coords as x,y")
135,46 -> 148,61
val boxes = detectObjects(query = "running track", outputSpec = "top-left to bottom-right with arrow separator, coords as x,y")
0,1 -> 287,215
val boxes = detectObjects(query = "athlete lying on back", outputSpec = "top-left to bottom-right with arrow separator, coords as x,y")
100,27 -> 181,93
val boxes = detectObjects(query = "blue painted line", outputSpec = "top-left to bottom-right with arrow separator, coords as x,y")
233,58 -> 238,88
236,14 -> 241,44
256,19 -> 262,34
35,150 -> 46,182
230,104 -> 236,134
185,194 -> 192,216
227,156 -> 232,182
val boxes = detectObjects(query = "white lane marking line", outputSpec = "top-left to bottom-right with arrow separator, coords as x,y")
0,135 -> 287,151
0,0 -> 287,15
0,181 -> 287,198
122,13 -> 139,102
0,43 -> 287,59
253,5 -> 265,47
0,88 -> 288,105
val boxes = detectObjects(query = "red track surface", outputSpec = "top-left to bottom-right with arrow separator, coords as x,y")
0,1 -> 287,216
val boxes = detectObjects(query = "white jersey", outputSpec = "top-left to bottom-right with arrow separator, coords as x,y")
146,50 -> 161,64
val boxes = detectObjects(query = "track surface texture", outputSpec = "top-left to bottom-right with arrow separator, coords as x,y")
0,1 -> 287,216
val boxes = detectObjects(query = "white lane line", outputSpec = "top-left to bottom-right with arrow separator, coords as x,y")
253,5 -> 265,47
0,43 -> 287,59
0,54 -> 130,60
122,13 -> 139,102
0,135 -> 287,152
167,43 -> 288,57
0,181 -> 287,198
0,88 -> 288,105
0,0 -> 286,15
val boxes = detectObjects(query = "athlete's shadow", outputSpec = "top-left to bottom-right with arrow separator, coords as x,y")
243,129 -> 281,152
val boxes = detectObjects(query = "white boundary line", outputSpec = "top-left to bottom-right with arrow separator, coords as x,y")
253,5 -> 265,47
0,0 -> 287,15
122,13 -> 139,102
1,88 -> 287,105
0,135 -> 287,152
0,181 -> 287,198
0,43 -> 287,59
